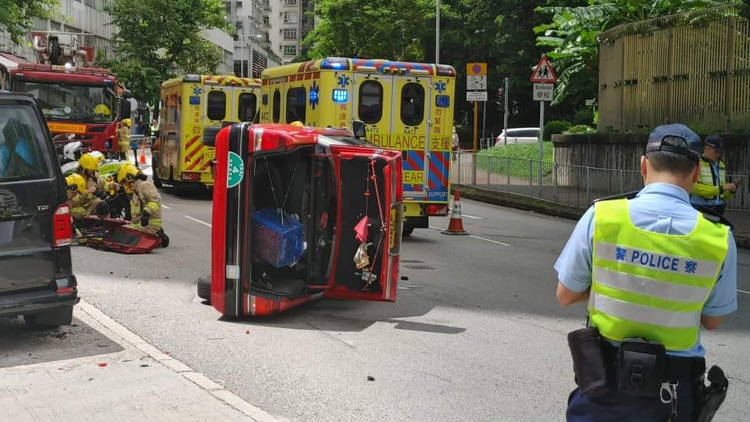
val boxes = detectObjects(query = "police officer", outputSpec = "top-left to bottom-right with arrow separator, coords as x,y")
555,124 -> 737,422
691,135 -> 735,215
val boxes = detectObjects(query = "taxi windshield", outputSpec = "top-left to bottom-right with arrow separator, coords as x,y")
15,81 -> 116,124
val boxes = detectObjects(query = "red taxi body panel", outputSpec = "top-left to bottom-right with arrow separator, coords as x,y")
211,124 -> 403,317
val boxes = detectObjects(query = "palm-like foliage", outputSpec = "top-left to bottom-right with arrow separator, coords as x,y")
535,0 -> 736,104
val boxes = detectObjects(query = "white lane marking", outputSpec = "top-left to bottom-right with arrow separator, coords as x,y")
738,289 -> 750,295
462,214 -> 483,220
428,226 -> 512,247
185,215 -> 212,228
469,235 -> 512,247
162,204 -> 171,210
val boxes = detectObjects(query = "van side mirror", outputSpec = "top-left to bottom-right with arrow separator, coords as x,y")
120,100 -> 131,120
203,126 -> 222,147
352,120 -> 366,140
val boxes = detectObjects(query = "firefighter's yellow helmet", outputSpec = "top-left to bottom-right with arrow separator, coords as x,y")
117,163 -> 140,184
290,121 -> 304,127
79,153 -> 99,172
122,118 -> 131,127
65,173 -> 86,195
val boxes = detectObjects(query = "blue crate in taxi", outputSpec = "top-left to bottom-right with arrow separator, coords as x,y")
252,207 -> 304,268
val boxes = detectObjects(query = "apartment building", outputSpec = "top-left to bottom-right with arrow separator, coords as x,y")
226,0 -> 281,78
1,0 -> 235,74
269,0 -> 315,64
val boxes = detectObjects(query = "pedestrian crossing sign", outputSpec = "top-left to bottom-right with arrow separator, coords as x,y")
530,55 -> 558,83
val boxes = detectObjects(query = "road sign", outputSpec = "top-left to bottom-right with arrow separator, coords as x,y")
467,63 -> 487,76
466,91 -> 488,102
227,151 -> 244,188
530,55 -> 558,83
533,83 -> 554,102
585,99 -> 597,107
467,75 -> 487,90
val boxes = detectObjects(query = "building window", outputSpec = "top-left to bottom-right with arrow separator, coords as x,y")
283,45 -> 297,56
286,87 -> 306,124
283,12 -> 298,24
225,1 -> 231,13
263,16 -> 270,25
359,81 -> 383,124
207,91 -> 227,121
400,83 -> 425,126
233,60 -> 249,78
285,0 -> 297,4
283,29 -> 297,40
238,93 -> 257,122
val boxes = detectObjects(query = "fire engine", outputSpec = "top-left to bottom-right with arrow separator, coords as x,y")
0,31 -> 130,153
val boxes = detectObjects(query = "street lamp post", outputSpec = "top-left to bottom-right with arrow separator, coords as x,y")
435,0 -> 440,64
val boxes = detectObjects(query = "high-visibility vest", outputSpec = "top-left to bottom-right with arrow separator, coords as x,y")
698,158 -> 726,201
591,198 -> 729,350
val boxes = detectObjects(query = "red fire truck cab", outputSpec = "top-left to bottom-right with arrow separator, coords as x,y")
209,123 -> 403,317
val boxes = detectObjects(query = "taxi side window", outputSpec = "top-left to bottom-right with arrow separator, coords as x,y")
207,91 -> 226,121
238,93 -> 257,122
400,83 -> 424,126
286,87 -> 306,123
359,81 -> 383,124
272,89 -> 281,123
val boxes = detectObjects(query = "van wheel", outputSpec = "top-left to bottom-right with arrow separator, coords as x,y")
402,226 -> 414,237
197,277 -> 211,302
24,308 -> 73,328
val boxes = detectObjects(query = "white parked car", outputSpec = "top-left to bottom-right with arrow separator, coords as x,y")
495,128 -> 540,146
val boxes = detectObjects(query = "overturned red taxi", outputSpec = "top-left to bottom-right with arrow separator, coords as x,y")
209,123 -> 403,317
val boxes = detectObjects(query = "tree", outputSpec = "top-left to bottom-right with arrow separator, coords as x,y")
535,0 -> 736,104
102,0 -> 231,105
0,0 -> 57,44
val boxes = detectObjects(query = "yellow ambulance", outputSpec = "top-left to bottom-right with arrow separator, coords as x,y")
153,74 -> 261,191
260,58 -> 456,235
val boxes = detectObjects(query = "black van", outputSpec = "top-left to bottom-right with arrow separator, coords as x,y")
0,92 -> 78,327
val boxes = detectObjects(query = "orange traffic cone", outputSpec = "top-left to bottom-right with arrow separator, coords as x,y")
442,191 -> 470,235
139,143 -> 146,165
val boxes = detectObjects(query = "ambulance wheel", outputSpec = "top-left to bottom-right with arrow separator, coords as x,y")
402,226 -> 414,237
197,277 -> 211,302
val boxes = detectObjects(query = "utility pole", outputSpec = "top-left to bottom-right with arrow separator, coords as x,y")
435,0 -> 440,64
503,77 -> 509,146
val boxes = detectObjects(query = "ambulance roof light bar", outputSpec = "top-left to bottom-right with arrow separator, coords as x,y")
320,58 -> 350,71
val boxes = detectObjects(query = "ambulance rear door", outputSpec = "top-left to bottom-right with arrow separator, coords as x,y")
234,87 -> 258,124
391,74 -> 432,200
197,84 -> 234,174
351,69 -> 393,149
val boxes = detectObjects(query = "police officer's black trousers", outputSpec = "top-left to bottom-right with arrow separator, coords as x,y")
567,376 -> 698,422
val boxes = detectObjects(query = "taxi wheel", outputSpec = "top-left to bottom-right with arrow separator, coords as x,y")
197,277 -> 211,302
402,226 -> 414,237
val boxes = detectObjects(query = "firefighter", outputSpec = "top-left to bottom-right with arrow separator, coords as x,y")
117,163 -> 169,247
117,118 -> 131,161
65,173 -> 88,224
76,153 -> 110,217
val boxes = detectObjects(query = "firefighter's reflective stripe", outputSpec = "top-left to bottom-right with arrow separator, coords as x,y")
145,201 -> 160,214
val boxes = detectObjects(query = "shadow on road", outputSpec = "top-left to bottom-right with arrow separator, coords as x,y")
0,316 -> 122,368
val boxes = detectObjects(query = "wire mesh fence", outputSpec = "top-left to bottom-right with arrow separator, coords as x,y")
452,151 -> 750,211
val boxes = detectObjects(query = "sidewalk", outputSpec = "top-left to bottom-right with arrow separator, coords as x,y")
0,301 -> 282,422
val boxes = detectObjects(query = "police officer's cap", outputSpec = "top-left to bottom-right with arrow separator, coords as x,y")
645,124 -> 702,162
704,134 -> 724,152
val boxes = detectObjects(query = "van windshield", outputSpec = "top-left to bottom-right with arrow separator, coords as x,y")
0,105 -> 53,182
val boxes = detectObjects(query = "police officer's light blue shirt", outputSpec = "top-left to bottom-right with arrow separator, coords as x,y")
690,160 -> 725,207
554,183 -> 738,358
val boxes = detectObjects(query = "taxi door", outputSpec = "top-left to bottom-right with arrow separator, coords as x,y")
351,70 -> 393,149
391,74 -> 432,200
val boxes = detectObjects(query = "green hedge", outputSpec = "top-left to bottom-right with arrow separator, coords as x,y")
476,143 -> 554,177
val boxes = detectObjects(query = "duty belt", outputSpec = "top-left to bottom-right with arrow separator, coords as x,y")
601,341 -> 706,381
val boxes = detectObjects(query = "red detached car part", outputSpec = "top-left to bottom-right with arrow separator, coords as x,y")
211,124 -> 403,317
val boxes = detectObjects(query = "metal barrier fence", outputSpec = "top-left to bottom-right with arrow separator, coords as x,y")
452,152 -> 750,211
